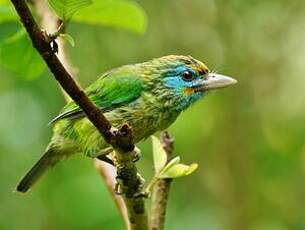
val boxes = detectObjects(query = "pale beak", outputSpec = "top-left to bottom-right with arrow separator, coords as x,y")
199,73 -> 238,90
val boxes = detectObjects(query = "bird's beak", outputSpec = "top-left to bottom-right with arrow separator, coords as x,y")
198,73 -> 238,91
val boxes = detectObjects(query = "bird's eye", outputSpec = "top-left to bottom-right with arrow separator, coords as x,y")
182,71 -> 194,81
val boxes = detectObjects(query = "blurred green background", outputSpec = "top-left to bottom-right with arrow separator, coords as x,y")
1,0 -> 305,229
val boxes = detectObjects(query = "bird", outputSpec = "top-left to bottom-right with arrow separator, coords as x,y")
16,55 -> 237,193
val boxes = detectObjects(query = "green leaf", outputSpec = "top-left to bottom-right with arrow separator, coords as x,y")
73,0 -> 147,34
0,30 -> 45,80
152,136 -> 167,173
48,0 -> 92,21
161,156 -> 180,173
0,0 -> 17,23
159,163 -> 198,179
60,33 -> 75,46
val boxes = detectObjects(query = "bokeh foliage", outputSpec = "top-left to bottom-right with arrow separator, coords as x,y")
1,0 -> 305,229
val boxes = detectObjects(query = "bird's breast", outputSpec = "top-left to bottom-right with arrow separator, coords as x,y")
106,95 -> 180,142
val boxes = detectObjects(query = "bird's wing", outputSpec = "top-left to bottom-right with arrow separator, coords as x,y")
50,68 -> 144,124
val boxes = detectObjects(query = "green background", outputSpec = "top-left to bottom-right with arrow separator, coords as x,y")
1,0 -> 305,229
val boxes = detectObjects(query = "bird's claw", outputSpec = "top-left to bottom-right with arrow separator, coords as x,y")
97,154 -> 115,166
132,146 -> 141,162
114,177 -> 124,195
132,152 -> 141,162
133,191 -> 149,198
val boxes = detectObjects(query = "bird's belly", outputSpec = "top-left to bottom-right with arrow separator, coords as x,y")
112,109 -> 179,142
57,107 -> 179,156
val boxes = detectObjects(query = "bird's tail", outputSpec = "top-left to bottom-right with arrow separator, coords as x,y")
16,147 -> 62,193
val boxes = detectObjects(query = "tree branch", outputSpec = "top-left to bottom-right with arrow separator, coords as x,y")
150,131 -> 174,230
10,0 -> 147,229
10,0 -> 114,142
32,0 -> 77,98
31,1 -> 131,227
112,125 -> 148,230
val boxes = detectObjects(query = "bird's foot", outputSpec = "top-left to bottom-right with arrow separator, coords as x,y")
132,146 -> 142,162
133,173 -> 148,198
96,154 -> 115,166
114,177 -> 124,195
133,191 -> 149,198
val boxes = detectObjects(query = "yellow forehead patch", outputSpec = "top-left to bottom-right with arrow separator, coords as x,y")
190,61 -> 209,74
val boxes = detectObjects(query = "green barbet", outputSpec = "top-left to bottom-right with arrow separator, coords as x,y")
17,55 -> 237,193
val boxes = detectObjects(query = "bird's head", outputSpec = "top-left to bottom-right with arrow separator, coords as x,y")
145,55 -> 237,111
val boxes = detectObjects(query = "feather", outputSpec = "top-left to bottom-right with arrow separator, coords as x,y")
50,67 -> 144,124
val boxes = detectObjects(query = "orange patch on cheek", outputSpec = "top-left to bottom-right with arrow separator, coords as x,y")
184,88 -> 194,96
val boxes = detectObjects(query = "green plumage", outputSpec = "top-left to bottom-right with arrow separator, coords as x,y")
17,55 -> 236,193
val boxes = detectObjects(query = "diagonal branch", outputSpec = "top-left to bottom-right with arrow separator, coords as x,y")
10,0 -> 147,229
10,0 -> 114,143
31,0 -> 130,227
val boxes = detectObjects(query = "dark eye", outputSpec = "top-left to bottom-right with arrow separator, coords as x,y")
182,71 -> 194,81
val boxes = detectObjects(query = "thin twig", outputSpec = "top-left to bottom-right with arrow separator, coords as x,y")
10,0 -> 147,228
150,131 -> 174,230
